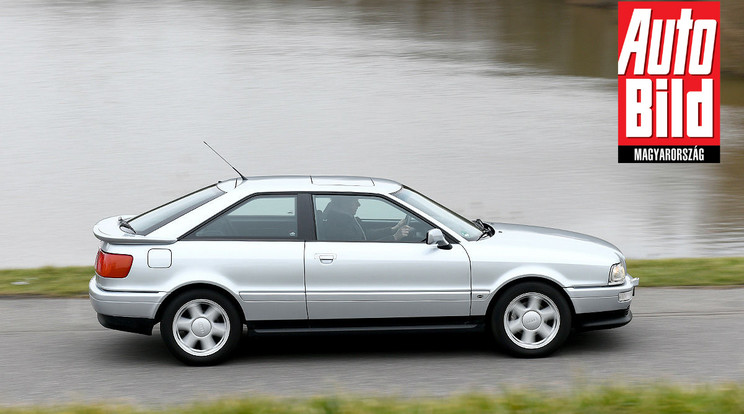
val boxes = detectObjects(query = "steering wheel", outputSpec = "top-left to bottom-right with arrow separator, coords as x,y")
399,214 -> 425,242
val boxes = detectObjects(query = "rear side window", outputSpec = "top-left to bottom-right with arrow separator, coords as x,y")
186,195 -> 299,240
127,185 -> 225,235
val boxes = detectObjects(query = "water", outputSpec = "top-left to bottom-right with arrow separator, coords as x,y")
1,0 -> 743,268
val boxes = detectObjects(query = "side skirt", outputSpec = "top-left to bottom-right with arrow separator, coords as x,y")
248,316 -> 486,336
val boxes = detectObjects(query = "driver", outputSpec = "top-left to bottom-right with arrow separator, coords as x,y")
322,197 -> 412,241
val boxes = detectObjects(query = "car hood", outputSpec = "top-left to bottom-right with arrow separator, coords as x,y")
467,222 -> 625,268
487,222 -> 621,253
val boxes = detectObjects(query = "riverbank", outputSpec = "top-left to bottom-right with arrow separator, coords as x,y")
1,257 -> 742,297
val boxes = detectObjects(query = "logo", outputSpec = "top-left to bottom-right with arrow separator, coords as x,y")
192,318 -> 211,337
618,2 -> 720,163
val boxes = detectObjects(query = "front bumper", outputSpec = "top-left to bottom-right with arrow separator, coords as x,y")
574,308 -> 632,331
89,277 -> 165,320
565,275 -> 639,315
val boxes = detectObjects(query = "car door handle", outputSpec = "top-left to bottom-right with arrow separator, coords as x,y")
316,253 -> 336,264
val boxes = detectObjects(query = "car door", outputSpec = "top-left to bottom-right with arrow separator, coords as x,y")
179,193 -> 308,321
305,194 -> 471,320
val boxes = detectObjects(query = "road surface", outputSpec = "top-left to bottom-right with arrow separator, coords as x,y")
0,288 -> 742,406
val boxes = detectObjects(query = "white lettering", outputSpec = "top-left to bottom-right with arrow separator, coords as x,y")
647,19 -> 676,75
671,79 -> 683,137
625,78 -> 713,138
633,146 -> 705,162
687,79 -> 714,137
689,19 -> 717,75
655,79 -> 668,137
618,9 -> 651,75
619,9 -> 714,76
673,9 -> 694,75
626,79 -> 653,137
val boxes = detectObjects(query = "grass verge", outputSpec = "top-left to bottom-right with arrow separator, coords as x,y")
1,385 -> 743,413
0,257 -> 743,297
0,266 -> 93,297
626,257 -> 744,287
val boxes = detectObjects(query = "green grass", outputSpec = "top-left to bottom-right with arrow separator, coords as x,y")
627,257 -> 744,287
0,257 -> 743,297
1,385 -> 744,413
0,266 -> 93,297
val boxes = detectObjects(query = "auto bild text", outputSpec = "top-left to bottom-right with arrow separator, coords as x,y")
618,2 -> 720,163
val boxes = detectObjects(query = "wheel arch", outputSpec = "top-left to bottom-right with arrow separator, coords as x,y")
484,276 -> 576,327
155,283 -> 245,323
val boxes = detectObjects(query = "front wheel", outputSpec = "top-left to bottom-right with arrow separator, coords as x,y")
160,289 -> 242,365
491,282 -> 572,357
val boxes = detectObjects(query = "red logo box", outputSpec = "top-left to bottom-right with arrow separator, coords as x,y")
618,2 -> 720,163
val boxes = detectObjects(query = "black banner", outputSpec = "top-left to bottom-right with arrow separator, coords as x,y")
618,146 -> 720,163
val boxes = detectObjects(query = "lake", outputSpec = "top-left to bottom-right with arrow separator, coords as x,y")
1,0 -> 742,268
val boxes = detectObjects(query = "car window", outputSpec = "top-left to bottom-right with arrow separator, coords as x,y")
231,197 -> 296,216
314,194 -> 433,242
393,187 -> 482,241
128,185 -> 225,235
188,195 -> 299,240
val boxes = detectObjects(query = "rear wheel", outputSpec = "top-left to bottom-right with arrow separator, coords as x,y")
491,282 -> 571,357
160,289 -> 242,365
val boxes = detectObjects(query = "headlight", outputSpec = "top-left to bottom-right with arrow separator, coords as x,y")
609,263 -> 626,285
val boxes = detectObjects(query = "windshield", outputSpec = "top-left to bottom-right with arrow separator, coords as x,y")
127,184 -> 225,235
392,187 -> 483,241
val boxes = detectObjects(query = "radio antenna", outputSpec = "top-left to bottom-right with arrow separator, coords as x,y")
203,141 -> 247,180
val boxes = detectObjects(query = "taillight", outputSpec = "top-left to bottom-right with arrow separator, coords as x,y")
95,250 -> 133,278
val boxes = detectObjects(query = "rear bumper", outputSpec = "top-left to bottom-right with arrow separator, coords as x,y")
565,275 -> 639,314
89,277 -> 165,320
97,313 -> 155,336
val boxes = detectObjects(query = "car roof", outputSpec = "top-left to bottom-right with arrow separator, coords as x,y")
230,175 -> 403,194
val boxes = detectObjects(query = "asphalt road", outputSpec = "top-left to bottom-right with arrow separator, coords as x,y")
1,288 -> 743,406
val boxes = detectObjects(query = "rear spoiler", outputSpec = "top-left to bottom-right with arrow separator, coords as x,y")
93,216 -> 176,245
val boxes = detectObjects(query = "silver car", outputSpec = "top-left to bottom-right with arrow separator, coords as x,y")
91,175 -> 638,365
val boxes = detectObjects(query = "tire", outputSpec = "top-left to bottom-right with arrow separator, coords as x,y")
160,289 -> 242,366
491,282 -> 572,357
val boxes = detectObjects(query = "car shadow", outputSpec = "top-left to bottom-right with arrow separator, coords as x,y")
235,327 -> 633,360
92,330 -> 173,365
95,326 -> 631,365
234,331 -> 494,361
560,329 -> 631,355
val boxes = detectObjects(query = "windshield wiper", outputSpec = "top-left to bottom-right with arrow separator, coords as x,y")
118,216 -> 136,234
474,219 -> 495,241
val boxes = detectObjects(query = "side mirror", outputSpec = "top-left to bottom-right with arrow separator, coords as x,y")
426,229 -> 452,250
